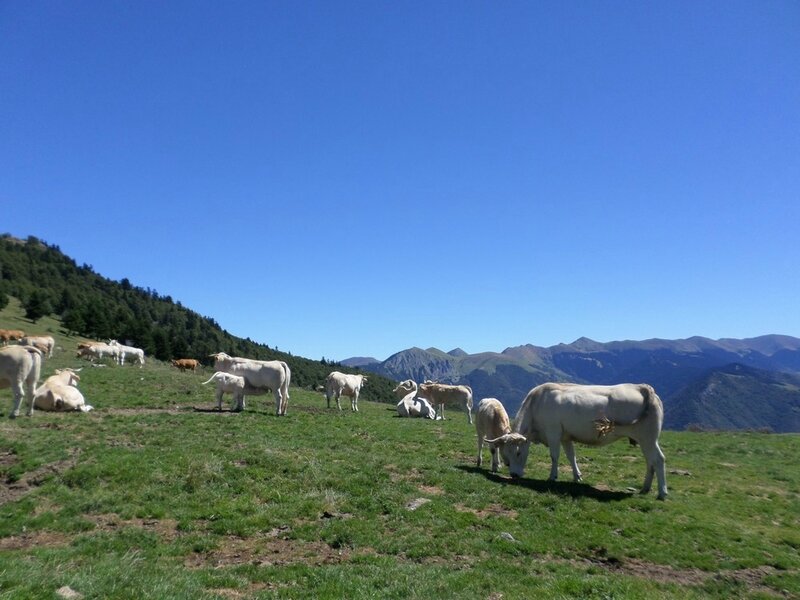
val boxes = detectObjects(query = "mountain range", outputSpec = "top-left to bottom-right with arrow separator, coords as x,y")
345,335 -> 800,432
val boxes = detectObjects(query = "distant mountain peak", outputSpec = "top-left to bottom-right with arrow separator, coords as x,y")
340,356 -> 379,368
447,348 -> 467,357
568,337 -> 605,352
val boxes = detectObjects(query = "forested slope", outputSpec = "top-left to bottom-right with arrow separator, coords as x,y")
0,234 -> 396,401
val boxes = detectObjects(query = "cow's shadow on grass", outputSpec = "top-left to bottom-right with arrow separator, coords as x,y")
457,465 -> 634,502
192,407 -> 240,414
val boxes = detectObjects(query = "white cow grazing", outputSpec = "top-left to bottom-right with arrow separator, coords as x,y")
0,345 -> 43,418
324,371 -> 367,412
202,371 -> 246,412
20,335 -> 55,358
418,381 -> 474,424
486,383 -> 668,500
210,352 -> 291,416
475,398 -> 511,473
34,368 -> 93,412
77,342 -> 120,363
108,341 -> 145,367
393,380 -> 436,419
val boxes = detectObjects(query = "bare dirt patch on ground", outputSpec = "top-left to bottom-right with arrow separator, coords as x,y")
184,535 -> 370,570
0,451 -> 80,507
207,583 -> 285,598
0,530 -> 72,550
100,407 -> 187,416
574,548 -> 792,596
384,464 -> 422,483
84,514 -> 181,541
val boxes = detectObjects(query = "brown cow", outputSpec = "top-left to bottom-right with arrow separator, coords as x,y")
0,329 -> 25,345
172,358 -> 199,372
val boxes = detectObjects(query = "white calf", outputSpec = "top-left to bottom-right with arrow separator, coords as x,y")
202,371 -> 246,412
475,398 -> 511,473
418,381 -> 473,424
324,371 -> 367,412
108,341 -> 145,367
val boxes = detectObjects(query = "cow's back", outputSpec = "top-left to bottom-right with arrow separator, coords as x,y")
520,383 -> 654,445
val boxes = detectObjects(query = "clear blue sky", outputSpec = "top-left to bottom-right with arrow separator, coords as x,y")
2,1 -> 798,362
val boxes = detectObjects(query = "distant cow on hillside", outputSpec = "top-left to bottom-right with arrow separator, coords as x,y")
172,358 -> 199,372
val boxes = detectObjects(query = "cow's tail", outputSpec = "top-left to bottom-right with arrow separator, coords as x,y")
280,361 -> 291,401
201,373 -> 218,385
23,346 -> 43,412
620,384 -> 663,427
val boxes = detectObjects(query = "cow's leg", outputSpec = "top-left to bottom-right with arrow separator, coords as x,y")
466,402 -> 473,425
476,436 -> 484,468
274,389 -> 283,416
547,436 -> 561,481
326,392 -> 331,409
640,439 -> 668,499
281,391 -> 288,415
491,445 -> 501,473
352,391 -> 359,412
335,392 -> 342,411
8,381 -> 23,418
216,389 -> 224,411
439,403 -> 445,420
562,440 -> 582,482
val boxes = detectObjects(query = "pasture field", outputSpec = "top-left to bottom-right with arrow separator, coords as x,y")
0,315 -> 798,598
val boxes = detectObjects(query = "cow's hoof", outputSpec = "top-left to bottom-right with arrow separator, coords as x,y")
8,413 -> 18,420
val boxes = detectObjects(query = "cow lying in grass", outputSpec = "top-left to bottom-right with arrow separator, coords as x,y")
393,380 -> 436,419
34,368 -> 93,412
485,383 -> 668,499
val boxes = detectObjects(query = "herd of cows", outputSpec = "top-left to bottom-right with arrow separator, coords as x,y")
0,331 -> 668,500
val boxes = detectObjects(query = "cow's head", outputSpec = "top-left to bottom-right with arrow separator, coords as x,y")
392,379 -> 416,396
483,433 -> 530,478
55,368 -> 81,386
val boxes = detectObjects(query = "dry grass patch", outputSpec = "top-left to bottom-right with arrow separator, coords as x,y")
184,535 -> 367,569
84,514 -> 181,541
0,452 -> 80,506
454,503 -> 518,519
0,530 -> 72,550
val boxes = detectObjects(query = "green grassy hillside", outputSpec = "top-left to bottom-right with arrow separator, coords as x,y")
1,312 -> 798,597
